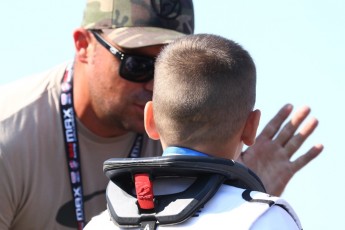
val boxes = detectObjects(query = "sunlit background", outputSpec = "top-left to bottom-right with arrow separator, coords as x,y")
1,1 -> 344,229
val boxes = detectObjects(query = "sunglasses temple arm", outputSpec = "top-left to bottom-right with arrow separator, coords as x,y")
90,31 -> 124,60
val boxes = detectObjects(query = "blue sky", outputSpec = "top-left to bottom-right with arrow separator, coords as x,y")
1,1 -> 344,229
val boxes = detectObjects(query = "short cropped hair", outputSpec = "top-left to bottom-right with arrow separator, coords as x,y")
153,34 -> 256,147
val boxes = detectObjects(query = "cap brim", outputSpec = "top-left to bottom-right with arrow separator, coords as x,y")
103,27 -> 186,49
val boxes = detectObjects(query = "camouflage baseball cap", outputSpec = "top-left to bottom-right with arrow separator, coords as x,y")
81,0 -> 194,48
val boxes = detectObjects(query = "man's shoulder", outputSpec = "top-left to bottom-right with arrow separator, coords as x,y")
0,63 -> 68,122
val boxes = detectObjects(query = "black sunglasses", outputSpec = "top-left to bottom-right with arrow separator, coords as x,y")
90,30 -> 155,83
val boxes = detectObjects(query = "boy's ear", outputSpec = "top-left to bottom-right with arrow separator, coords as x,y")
73,28 -> 91,63
144,101 -> 160,140
242,110 -> 261,146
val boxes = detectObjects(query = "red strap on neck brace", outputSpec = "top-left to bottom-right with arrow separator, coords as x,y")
134,173 -> 154,210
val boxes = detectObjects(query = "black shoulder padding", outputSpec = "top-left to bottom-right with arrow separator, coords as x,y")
103,155 -> 266,228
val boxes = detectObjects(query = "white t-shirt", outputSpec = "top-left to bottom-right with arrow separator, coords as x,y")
85,179 -> 301,229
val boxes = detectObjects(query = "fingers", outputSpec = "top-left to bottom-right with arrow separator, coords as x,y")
284,117 -> 319,158
274,105 -> 311,146
290,144 -> 324,173
257,104 -> 293,140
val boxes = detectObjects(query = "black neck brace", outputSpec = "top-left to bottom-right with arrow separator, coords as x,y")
103,155 -> 266,229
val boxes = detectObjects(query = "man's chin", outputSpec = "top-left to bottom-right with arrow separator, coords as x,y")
127,125 -> 145,134
123,117 -> 145,134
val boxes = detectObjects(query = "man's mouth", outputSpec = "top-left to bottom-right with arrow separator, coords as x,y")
133,102 -> 146,112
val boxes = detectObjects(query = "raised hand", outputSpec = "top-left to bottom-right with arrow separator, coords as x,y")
238,104 -> 323,196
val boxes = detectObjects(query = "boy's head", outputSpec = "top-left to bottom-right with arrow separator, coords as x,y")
145,34 -> 260,159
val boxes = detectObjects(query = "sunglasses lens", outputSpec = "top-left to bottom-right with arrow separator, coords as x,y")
120,56 -> 154,82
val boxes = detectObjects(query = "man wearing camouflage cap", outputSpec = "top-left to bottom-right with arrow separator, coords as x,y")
0,0 -> 322,229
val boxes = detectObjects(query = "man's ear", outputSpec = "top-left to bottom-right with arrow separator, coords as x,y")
242,109 -> 261,146
73,28 -> 91,63
144,101 -> 160,140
